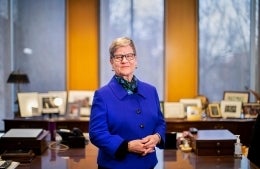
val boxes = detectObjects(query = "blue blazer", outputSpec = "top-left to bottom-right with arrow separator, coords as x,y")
89,76 -> 166,169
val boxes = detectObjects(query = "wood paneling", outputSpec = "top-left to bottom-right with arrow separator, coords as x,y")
165,0 -> 198,101
66,0 -> 198,100
66,0 -> 99,90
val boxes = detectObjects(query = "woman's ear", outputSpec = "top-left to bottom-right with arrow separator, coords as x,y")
110,59 -> 115,71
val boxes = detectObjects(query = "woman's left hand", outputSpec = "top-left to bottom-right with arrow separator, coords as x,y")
141,134 -> 160,156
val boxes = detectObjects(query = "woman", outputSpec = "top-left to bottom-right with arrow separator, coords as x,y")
89,37 -> 166,169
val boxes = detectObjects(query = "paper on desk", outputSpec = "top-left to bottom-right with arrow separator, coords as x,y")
0,161 -> 20,169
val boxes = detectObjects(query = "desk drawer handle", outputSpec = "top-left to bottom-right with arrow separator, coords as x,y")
214,125 -> 224,129
216,142 -> 221,146
217,150 -> 221,154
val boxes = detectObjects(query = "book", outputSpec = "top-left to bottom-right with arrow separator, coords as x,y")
1,129 -> 43,139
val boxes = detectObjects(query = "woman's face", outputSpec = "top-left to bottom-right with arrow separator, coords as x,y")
110,45 -> 137,81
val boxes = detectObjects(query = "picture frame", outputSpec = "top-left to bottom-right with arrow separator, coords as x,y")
66,102 -> 80,118
242,103 -> 260,118
223,91 -> 250,103
18,92 -> 39,117
163,102 -> 185,118
38,93 -> 60,114
68,90 -> 95,116
220,100 -> 242,118
48,91 -> 67,115
180,98 -> 202,116
208,103 -> 221,118
186,106 -> 202,121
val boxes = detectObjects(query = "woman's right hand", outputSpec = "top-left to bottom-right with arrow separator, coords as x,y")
128,139 -> 153,155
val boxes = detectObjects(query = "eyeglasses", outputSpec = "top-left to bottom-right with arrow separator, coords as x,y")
112,53 -> 135,62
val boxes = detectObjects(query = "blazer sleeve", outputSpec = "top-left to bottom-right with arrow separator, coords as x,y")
89,91 -> 125,158
154,89 -> 166,149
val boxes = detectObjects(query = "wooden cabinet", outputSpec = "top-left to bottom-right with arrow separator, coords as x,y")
165,118 -> 256,146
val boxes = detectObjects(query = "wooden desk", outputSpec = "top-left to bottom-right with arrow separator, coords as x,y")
3,117 -> 256,145
14,140 -> 259,169
165,118 -> 255,146
3,117 -> 90,141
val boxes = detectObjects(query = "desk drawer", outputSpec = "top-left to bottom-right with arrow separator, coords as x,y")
192,129 -> 236,156
196,140 -> 235,148
193,140 -> 235,156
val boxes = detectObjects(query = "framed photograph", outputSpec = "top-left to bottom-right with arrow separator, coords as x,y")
242,103 -> 260,118
68,90 -> 95,116
48,91 -> 67,115
223,91 -> 249,103
38,93 -> 60,114
66,102 -> 80,118
208,103 -> 221,118
180,98 -> 202,116
186,106 -> 202,121
18,92 -> 39,117
220,100 -> 242,118
163,102 -> 185,118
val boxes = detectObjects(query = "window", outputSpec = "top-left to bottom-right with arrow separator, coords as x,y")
0,0 -> 12,128
0,0 -> 66,130
100,0 -> 164,99
199,0 -> 259,102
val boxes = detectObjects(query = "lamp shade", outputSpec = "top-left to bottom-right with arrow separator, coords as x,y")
7,72 -> 30,84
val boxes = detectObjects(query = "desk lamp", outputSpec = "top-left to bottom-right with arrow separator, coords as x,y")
7,71 -> 30,93
7,71 -> 30,115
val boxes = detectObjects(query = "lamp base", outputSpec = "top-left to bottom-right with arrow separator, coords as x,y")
14,99 -> 20,117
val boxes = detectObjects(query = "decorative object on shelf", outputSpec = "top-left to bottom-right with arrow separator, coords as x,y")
180,98 -> 202,117
242,103 -> 260,118
196,95 -> 209,119
208,103 -> 222,118
68,90 -> 95,117
66,102 -> 80,118
18,92 -> 39,117
48,91 -> 67,115
186,106 -> 202,121
196,95 -> 209,110
163,102 -> 185,118
223,91 -> 249,103
245,86 -> 260,103
38,93 -> 65,118
220,100 -> 242,118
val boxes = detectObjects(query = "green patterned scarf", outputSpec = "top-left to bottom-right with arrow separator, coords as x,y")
115,75 -> 138,94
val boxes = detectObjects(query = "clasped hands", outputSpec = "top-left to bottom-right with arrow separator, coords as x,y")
128,134 -> 160,156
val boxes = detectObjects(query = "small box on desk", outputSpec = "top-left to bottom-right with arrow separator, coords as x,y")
0,128 -> 49,155
165,132 -> 177,149
192,129 -> 236,156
